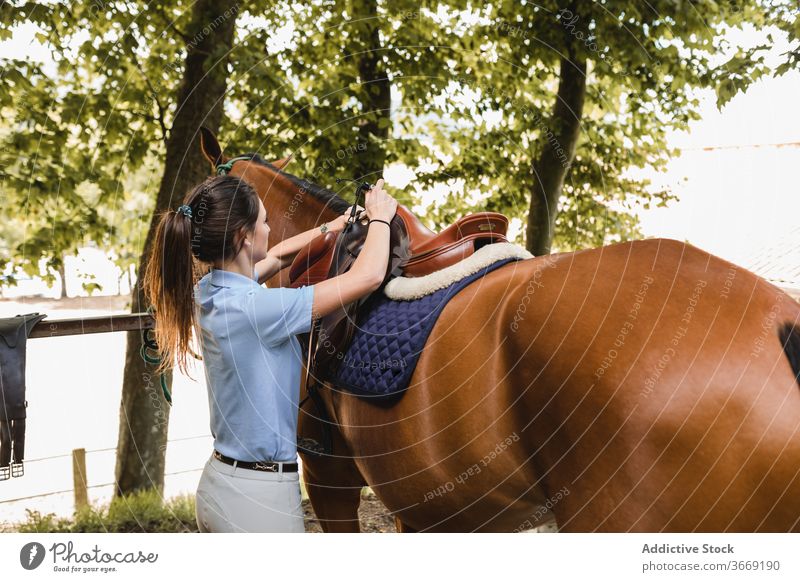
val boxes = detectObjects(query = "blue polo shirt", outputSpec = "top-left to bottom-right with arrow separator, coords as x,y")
193,267 -> 315,462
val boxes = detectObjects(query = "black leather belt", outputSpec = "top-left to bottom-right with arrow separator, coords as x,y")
213,450 -> 298,473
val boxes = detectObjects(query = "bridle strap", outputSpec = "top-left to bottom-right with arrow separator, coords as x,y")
335,178 -> 372,230
215,156 -> 255,176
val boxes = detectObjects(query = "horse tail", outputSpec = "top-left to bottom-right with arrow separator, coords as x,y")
778,322 -> 800,389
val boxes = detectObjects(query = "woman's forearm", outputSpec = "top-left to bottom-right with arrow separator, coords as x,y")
255,222 -> 342,284
269,222 -> 338,265
267,220 -> 343,267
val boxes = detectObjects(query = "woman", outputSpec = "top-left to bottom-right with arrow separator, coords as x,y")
143,173 -> 397,532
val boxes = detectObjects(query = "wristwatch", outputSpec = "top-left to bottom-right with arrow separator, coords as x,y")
320,222 -> 329,234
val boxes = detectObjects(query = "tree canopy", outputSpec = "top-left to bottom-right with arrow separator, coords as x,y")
1,0 -> 794,273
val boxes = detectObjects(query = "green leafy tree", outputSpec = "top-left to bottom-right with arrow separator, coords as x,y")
416,0 -> 776,254
1,0 -> 242,495
713,0 -> 798,107
0,57 -> 117,295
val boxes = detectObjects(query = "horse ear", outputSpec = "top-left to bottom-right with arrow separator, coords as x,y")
199,126 -> 225,169
271,154 -> 293,171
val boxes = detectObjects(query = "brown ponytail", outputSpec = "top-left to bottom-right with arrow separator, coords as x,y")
143,175 -> 260,378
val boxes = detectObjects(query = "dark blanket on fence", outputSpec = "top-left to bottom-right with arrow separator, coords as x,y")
331,257 -> 522,399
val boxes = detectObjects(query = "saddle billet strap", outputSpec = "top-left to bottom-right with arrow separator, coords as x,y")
11,418 -> 25,473
297,319 -> 333,457
0,312 -> 48,480
0,421 -> 11,472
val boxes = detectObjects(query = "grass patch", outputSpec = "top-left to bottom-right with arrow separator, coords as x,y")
9,488 -> 198,533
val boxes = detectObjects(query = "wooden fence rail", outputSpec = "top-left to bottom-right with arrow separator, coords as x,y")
28,313 -> 154,339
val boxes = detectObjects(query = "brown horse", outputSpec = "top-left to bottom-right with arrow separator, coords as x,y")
199,129 -> 800,532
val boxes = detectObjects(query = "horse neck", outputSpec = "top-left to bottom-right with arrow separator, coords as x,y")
236,163 -> 341,241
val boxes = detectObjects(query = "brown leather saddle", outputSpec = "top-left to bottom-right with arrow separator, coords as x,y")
0,312 -> 48,480
288,203 -> 509,286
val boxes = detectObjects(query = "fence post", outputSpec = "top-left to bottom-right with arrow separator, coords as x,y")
72,448 -> 88,513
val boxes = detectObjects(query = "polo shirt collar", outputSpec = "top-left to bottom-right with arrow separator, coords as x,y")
209,267 -> 258,288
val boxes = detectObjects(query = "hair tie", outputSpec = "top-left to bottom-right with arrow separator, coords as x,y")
176,204 -> 192,219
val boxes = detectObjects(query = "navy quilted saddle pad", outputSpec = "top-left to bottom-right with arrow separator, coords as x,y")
331,256 -> 522,399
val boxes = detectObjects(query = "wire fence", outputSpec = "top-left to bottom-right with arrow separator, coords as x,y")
0,434 -> 212,506
19,433 -> 212,465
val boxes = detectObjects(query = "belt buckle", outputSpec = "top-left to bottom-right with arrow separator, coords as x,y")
253,461 -> 278,473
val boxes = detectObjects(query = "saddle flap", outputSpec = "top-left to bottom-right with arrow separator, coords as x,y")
288,230 -> 338,287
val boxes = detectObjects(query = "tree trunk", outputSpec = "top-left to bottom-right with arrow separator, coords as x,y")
525,53 -> 587,255
352,0 -> 390,180
114,0 -> 238,498
58,254 -> 67,299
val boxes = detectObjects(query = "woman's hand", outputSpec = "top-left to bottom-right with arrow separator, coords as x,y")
328,204 -> 367,231
364,179 -> 397,222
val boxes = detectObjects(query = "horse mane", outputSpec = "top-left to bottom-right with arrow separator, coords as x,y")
241,153 -> 350,214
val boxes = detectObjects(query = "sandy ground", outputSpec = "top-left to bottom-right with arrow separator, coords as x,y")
302,491 -> 556,532
303,490 -> 398,533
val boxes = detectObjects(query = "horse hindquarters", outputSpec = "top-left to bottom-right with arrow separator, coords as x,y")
502,241 -> 800,532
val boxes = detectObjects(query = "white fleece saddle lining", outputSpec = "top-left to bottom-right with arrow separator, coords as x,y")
383,242 -> 534,301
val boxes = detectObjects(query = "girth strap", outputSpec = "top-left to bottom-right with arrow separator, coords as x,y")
297,319 -> 334,457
